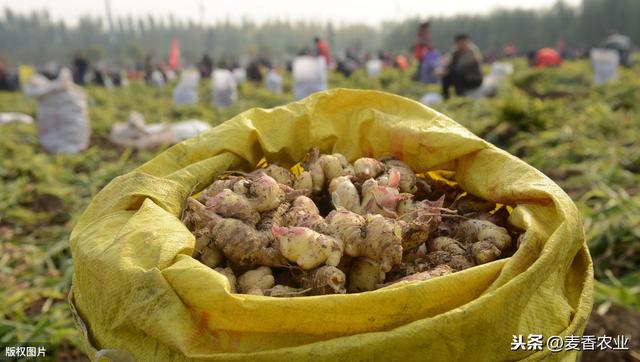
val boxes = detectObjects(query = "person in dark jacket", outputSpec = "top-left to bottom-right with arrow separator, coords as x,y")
199,54 -> 214,78
72,52 -> 89,85
246,60 -> 263,83
441,34 -> 483,99
601,30 -> 633,67
0,59 -> 20,91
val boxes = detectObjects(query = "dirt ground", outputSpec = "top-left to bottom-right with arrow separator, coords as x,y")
581,304 -> 640,362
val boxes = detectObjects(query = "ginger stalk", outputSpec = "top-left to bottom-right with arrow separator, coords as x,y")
272,226 -> 344,269
238,266 -> 275,295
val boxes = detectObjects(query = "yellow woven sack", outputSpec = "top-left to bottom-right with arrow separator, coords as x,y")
69,89 -> 592,361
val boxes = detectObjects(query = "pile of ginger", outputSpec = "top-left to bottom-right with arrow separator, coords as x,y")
182,148 -> 521,296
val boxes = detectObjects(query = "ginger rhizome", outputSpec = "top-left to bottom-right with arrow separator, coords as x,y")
272,225 -> 343,270
238,266 -> 276,295
182,148 -> 520,296
329,176 -> 361,213
453,219 -> 512,264
326,208 -> 403,272
211,216 -> 287,267
348,257 -> 385,293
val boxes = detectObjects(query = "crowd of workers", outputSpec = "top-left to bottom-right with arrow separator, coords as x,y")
0,22 -> 634,100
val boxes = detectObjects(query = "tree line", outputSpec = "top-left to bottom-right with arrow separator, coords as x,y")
0,0 -> 637,66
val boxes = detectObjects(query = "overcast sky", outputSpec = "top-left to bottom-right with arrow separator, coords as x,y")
0,0 -> 581,26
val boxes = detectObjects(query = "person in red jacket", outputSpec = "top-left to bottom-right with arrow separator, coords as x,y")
503,42 -> 517,58
534,48 -> 563,68
315,37 -> 331,65
412,21 -> 432,81
395,54 -> 409,71
412,21 -> 431,61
